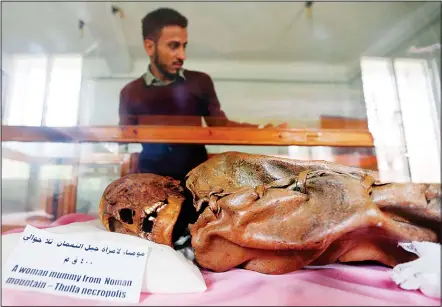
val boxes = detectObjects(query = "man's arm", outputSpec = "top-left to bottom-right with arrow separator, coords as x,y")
119,88 -> 138,126
201,74 -> 258,127
118,88 -> 139,151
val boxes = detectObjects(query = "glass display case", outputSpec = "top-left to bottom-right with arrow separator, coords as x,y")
2,1 -> 440,233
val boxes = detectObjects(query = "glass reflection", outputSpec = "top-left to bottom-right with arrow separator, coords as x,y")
1,2 -> 440,231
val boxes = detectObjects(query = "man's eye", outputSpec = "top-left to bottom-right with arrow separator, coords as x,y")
168,42 -> 179,49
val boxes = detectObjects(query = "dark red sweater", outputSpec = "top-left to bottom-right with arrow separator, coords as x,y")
119,69 -> 248,127
119,69 -> 254,179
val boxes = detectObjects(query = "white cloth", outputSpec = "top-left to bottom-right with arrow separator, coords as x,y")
392,241 -> 441,299
1,219 -> 207,294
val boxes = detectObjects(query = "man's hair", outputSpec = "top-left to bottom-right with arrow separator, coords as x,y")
142,8 -> 188,41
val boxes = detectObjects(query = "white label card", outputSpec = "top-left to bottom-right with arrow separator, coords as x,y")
2,225 -> 150,303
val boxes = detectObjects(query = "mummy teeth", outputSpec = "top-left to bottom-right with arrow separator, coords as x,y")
144,202 -> 165,215
157,204 -> 167,212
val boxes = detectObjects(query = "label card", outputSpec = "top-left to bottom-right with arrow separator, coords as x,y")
2,225 -> 150,303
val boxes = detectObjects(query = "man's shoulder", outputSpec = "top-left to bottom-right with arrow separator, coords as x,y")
120,77 -> 145,95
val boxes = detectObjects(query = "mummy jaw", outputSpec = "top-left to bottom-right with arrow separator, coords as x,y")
142,201 -> 168,234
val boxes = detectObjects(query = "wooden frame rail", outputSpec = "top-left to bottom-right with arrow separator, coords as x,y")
2,125 -> 374,147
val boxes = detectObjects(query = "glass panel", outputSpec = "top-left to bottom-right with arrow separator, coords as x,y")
3,55 -> 47,126
1,142 -> 123,231
394,58 -> 441,183
1,142 -> 378,228
1,2 -> 440,228
44,55 -> 83,127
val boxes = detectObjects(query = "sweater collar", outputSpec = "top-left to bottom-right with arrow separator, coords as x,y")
143,64 -> 186,86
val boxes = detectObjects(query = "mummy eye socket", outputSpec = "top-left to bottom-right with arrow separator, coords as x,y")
119,208 -> 134,224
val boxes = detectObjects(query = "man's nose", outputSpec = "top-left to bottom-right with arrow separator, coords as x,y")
177,48 -> 186,61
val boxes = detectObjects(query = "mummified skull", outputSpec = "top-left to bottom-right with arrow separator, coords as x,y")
98,173 -> 186,246
185,152 -> 441,274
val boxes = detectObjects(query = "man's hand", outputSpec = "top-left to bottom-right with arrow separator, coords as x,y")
258,122 -> 289,129
276,122 -> 289,129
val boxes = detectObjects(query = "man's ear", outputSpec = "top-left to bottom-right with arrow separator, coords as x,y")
143,39 -> 155,57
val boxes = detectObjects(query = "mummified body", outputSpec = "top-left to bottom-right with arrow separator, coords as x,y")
185,152 -> 441,274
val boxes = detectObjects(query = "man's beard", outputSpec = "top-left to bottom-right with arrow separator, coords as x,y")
153,50 -> 179,80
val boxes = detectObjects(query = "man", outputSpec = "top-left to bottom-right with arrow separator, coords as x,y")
119,7 -> 285,181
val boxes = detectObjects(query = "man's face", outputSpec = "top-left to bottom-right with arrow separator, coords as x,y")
144,25 -> 188,79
